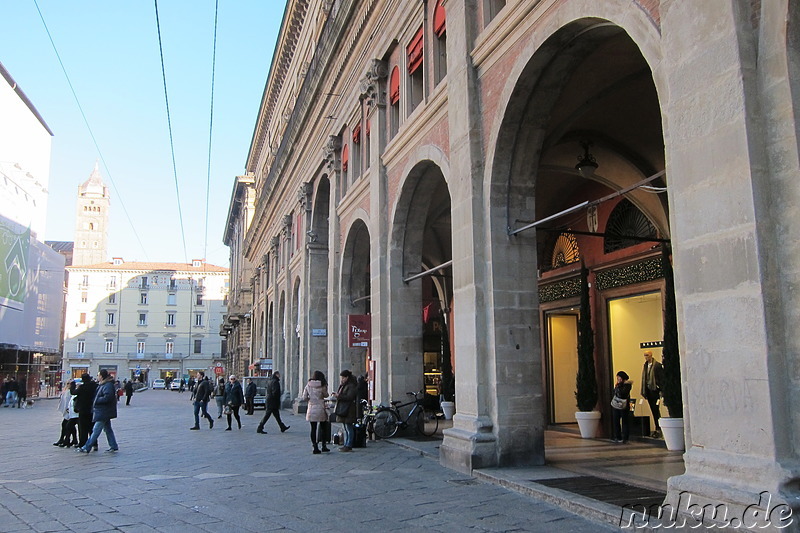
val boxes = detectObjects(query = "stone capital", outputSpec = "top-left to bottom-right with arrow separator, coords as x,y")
323,135 -> 342,173
298,182 -> 313,211
360,59 -> 388,108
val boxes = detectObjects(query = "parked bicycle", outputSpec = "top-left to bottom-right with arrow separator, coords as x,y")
364,390 -> 439,439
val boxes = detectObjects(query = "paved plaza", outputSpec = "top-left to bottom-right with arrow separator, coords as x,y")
0,390 -> 616,532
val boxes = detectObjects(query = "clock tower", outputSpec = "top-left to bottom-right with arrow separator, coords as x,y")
73,162 -> 110,266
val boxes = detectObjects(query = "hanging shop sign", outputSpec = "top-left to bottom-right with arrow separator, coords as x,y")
348,315 -> 371,348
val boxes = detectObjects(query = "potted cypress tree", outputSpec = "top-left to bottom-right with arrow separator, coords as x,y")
659,245 -> 684,450
574,262 -> 601,438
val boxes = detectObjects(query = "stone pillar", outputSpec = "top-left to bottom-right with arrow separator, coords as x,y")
661,0 -> 800,524
361,59 -> 390,401
324,136 -> 343,379
438,0 -> 498,473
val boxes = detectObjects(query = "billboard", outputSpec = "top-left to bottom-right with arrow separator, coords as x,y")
348,314 -> 371,348
0,217 -> 30,311
0,213 -> 64,352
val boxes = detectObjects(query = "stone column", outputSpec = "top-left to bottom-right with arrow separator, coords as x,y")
323,136 -> 343,379
361,59 -> 390,401
661,0 -> 800,524
439,0 -> 498,473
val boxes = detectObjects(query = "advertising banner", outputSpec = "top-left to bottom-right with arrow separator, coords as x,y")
0,217 -> 30,311
348,314 -> 371,348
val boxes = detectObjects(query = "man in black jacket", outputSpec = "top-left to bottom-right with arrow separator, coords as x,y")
71,374 -> 98,449
190,372 -> 214,430
641,350 -> 665,438
256,372 -> 289,434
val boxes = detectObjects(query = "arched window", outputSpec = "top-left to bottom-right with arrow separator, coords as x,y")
604,199 -> 658,253
550,232 -> 581,269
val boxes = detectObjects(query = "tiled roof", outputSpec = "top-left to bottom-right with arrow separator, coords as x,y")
67,261 -> 228,273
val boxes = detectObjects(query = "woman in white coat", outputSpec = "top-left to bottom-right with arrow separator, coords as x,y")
301,371 -> 329,454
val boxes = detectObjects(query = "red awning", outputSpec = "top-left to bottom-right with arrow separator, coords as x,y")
389,66 -> 400,105
353,124 -> 361,143
342,144 -> 349,172
433,1 -> 446,37
407,26 -> 424,73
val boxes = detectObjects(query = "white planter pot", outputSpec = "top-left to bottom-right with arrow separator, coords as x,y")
660,417 -> 685,451
440,401 -> 455,420
575,410 -> 601,439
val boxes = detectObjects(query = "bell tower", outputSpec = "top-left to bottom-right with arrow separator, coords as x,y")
73,161 -> 110,266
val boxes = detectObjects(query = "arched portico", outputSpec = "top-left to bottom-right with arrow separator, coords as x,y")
339,217 -> 371,375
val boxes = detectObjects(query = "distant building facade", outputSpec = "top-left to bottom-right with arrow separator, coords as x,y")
0,61 -> 64,393
221,174 -> 256,377
62,259 -> 229,383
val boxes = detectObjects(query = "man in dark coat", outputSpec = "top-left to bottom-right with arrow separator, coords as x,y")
71,373 -> 98,449
641,350 -> 665,438
190,372 -> 214,430
124,380 -> 134,406
244,379 -> 257,415
256,372 -> 289,434
77,369 -> 118,453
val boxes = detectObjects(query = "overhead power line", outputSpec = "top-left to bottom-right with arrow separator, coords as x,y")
33,0 -> 150,262
203,0 -> 220,266
153,0 -> 189,264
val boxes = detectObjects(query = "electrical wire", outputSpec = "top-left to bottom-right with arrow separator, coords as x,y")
203,0 -> 220,270
154,0 -> 189,264
33,0 -> 150,261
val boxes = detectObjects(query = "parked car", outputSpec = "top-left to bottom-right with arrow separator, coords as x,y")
152,379 -> 166,389
242,376 -> 269,409
170,380 -> 182,391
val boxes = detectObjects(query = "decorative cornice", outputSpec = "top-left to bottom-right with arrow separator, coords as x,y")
323,135 -> 342,173
360,59 -> 388,108
298,182 -> 313,211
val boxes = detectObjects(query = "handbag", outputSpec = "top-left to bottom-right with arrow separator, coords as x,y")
334,399 -> 350,418
611,395 -> 628,410
224,404 -> 232,415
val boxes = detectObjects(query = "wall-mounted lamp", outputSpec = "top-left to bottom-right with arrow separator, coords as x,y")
575,140 -> 598,177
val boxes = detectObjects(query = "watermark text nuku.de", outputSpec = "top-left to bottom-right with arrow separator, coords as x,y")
620,491 -> 794,529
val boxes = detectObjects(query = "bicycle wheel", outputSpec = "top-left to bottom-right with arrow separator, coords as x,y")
373,409 -> 399,439
416,408 -> 439,437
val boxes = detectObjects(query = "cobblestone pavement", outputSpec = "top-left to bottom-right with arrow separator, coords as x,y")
0,391 -> 617,532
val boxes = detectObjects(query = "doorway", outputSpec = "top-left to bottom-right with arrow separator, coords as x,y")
547,312 -> 578,424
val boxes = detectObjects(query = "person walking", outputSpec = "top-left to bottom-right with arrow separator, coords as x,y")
301,371 -> 329,454
71,373 -> 98,450
16,378 -> 27,408
213,377 -> 226,418
256,371 -> 290,434
611,370 -> 633,444
77,369 -> 118,453
332,370 -> 357,452
4,376 -> 18,407
640,350 -> 665,438
245,379 -> 257,415
225,375 -> 244,430
190,372 -> 214,430
124,380 -> 134,406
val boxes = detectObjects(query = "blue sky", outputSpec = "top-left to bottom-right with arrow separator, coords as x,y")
0,1 -> 285,267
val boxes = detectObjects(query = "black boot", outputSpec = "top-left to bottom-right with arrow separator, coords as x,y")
313,443 -> 321,454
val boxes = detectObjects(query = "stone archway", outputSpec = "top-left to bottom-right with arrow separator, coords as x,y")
387,161 -> 452,401
307,177 -> 330,379
339,218 -> 371,375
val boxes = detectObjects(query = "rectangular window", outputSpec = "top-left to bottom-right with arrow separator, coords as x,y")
107,312 -> 115,326
407,26 -> 424,113
169,278 -> 177,290
167,293 -> 176,306
136,341 -> 145,354
77,341 -> 85,354
108,293 -> 116,304
82,275 -> 89,286
193,339 -> 202,354
141,276 -> 148,289
140,293 -> 147,305
196,293 -> 203,306
195,313 -> 203,327
165,341 -> 174,354
81,292 -> 88,303
138,313 -> 147,326
167,313 -> 175,326
104,340 -> 114,353
79,313 -> 87,325
109,276 -> 116,288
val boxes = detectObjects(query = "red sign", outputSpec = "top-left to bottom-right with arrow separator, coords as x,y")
348,315 -> 371,348
214,366 -> 224,375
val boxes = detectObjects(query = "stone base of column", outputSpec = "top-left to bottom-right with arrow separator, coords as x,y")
439,414 -> 498,474
662,448 -> 800,530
